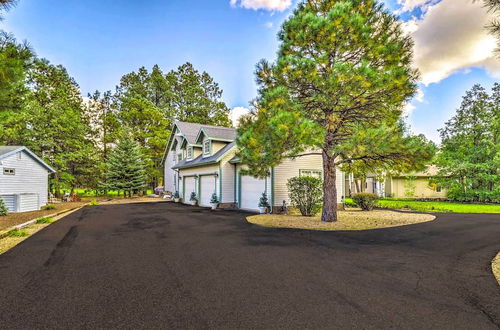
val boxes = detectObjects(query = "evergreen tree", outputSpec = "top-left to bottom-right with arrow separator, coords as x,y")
436,83 -> 499,202
237,0 -> 435,222
0,196 -> 8,216
102,135 -> 146,196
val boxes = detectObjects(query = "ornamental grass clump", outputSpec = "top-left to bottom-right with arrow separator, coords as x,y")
352,193 -> 379,211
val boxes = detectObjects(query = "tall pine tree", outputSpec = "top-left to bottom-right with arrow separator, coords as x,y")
102,134 -> 147,197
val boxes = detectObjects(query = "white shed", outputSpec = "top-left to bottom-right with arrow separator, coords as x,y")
0,146 -> 55,213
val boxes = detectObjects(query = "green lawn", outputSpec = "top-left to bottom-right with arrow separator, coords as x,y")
74,189 -> 154,197
345,198 -> 500,214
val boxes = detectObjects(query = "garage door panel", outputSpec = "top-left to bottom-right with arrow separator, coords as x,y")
0,195 -> 17,212
200,175 -> 217,207
240,176 -> 267,211
184,177 -> 196,203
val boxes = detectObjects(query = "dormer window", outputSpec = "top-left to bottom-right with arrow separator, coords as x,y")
187,146 -> 193,160
177,154 -> 182,163
203,140 -> 211,156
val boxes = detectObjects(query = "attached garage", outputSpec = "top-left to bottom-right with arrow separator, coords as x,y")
199,175 -> 218,207
183,176 -> 197,203
239,175 -> 267,211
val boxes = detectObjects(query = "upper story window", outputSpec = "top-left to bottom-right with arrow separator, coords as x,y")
177,154 -> 182,163
187,146 -> 193,160
203,140 -> 211,156
3,168 -> 15,175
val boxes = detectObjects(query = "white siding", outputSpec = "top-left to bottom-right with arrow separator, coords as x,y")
164,135 -> 182,194
219,150 -> 237,203
0,150 -> 50,212
273,154 -> 344,206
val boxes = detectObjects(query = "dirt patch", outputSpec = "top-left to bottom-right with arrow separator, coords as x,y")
493,252 -> 500,285
0,202 -> 87,231
247,209 -> 436,231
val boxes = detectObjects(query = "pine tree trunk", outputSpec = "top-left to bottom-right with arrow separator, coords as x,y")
321,150 -> 338,222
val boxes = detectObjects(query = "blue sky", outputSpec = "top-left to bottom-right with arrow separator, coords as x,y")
1,0 -> 498,142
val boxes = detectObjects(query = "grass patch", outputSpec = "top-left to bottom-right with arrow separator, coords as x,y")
35,217 -> 55,224
345,198 -> 500,213
41,204 -> 56,210
7,229 -> 29,237
493,252 -> 500,286
248,209 -> 435,231
88,200 -> 100,206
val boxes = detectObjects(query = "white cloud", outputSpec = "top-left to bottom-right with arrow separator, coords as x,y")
264,21 -> 274,28
230,0 -> 292,11
405,0 -> 500,85
396,0 -> 439,14
230,106 -> 251,127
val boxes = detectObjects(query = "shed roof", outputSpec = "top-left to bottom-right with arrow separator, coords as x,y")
0,146 -> 56,173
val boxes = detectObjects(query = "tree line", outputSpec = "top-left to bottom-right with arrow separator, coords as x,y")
0,31 -> 231,196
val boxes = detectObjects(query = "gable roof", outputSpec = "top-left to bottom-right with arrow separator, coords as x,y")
0,146 -> 56,173
172,142 -> 236,170
161,121 -> 236,165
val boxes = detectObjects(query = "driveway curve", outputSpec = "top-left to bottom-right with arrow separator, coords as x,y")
0,202 -> 499,329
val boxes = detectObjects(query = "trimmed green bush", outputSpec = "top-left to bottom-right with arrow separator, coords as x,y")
352,193 -> 379,211
287,176 -> 323,216
42,204 -> 56,210
258,192 -> 270,208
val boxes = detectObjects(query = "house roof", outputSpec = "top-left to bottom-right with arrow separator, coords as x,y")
392,165 -> 443,178
176,121 -> 236,145
161,121 -> 236,165
172,142 -> 236,170
0,146 -> 56,173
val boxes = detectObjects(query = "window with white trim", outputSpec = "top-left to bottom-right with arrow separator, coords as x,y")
3,168 -> 15,175
187,146 -> 193,160
299,169 -> 322,179
203,140 -> 211,156
177,154 -> 182,163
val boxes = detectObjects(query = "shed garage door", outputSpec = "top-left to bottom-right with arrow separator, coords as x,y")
240,176 -> 267,211
19,193 -> 39,212
183,177 -> 197,203
0,195 -> 17,213
200,175 -> 217,207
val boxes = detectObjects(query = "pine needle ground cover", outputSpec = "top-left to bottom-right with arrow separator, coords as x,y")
492,253 -> 500,285
247,210 -> 435,231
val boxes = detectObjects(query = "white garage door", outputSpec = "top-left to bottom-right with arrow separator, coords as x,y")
183,177 -> 197,203
19,193 -> 39,212
240,175 -> 267,211
200,175 -> 217,207
0,195 -> 17,213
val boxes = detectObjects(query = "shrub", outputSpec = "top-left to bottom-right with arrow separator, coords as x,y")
36,217 -> 55,224
42,204 -> 56,210
258,192 -> 270,208
210,193 -> 219,204
352,193 -> 379,211
287,176 -> 323,216
190,192 -> 197,202
89,200 -> 100,206
0,197 -> 8,216
173,191 -> 180,199
7,229 -> 29,237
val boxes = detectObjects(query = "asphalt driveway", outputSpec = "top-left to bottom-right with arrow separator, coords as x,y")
0,202 -> 499,329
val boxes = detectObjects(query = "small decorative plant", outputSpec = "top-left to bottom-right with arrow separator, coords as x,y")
352,193 -> 379,211
258,192 -> 270,214
210,193 -> 219,210
189,192 -> 197,205
173,191 -> 180,202
89,199 -> 100,206
0,197 -> 8,216
42,204 -> 56,210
